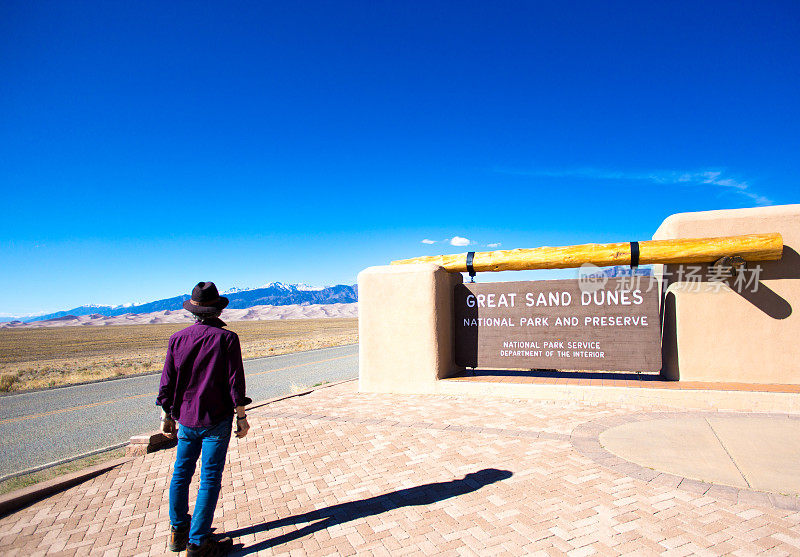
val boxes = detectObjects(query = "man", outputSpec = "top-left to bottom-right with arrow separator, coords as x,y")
157,281 -> 251,556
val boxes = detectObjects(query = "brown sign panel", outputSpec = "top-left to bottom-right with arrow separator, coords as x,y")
454,278 -> 661,372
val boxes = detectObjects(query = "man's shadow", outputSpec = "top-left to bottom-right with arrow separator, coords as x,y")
227,468 -> 513,555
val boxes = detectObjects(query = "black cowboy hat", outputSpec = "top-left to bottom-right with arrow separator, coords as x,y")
183,281 -> 229,314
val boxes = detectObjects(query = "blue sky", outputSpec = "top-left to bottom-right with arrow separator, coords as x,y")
1,1 -> 798,316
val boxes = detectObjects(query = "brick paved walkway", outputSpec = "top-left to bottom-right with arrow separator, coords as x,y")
2,380 -> 800,556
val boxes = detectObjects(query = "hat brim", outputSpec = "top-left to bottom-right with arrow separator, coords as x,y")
183,296 -> 229,314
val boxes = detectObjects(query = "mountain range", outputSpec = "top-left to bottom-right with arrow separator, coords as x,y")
14,282 -> 358,323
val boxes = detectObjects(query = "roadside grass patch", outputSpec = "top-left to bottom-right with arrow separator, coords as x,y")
0,372 -> 18,392
0,447 -> 129,496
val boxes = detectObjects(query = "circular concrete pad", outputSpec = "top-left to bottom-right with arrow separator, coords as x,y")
599,415 -> 800,495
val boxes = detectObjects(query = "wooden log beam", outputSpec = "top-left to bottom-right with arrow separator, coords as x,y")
391,233 -> 783,273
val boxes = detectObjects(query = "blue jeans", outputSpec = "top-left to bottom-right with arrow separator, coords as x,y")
169,418 -> 232,546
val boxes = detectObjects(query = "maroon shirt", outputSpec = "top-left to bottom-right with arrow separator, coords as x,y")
156,318 -> 251,428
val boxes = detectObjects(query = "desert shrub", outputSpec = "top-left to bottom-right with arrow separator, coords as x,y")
0,372 -> 18,392
289,382 -> 308,394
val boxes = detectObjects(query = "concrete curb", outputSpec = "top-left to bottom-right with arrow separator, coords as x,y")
130,377 -> 360,453
0,457 -> 132,518
248,377 -> 357,411
128,432 -> 177,456
0,378 -> 358,518
0,442 -> 130,484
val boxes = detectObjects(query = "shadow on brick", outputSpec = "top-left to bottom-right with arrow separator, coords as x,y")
227,468 -> 513,555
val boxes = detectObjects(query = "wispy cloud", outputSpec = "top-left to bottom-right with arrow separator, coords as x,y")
421,239 -> 436,244
0,311 -> 46,319
448,236 -> 472,247
486,243 -> 501,248
496,167 -> 772,206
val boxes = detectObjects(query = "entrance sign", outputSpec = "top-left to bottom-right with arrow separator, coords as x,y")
454,278 -> 661,372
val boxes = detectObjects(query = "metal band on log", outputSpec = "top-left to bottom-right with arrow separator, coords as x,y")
391,233 -> 783,273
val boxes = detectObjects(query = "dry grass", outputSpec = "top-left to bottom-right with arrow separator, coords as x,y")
0,318 -> 358,393
0,447 -> 129,496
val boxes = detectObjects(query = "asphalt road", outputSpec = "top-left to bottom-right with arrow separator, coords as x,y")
0,344 -> 359,478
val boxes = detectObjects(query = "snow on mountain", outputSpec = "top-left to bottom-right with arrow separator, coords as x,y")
260,281 -> 293,291
257,282 -> 324,292
223,283 -> 324,294
222,286 -> 252,294
261,281 -> 289,290
295,283 -> 324,291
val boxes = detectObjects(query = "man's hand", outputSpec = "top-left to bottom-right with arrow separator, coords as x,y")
235,417 -> 250,438
161,412 -> 176,439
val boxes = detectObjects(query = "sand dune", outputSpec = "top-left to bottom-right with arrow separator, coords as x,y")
2,303 -> 359,329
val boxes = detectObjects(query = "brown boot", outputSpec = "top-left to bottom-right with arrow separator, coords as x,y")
168,525 -> 189,552
186,535 -> 233,557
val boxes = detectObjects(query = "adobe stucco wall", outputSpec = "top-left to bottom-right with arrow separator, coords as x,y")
358,264 -> 463,394
655,204 -> 800,384
358,205 -> 799,393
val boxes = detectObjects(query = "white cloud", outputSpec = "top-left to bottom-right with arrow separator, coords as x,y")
421,239 -> 436,244
449,236 -> 472,247
495,167 -> 772,206
486,243 -> 501,248
690,172 -> 772,205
